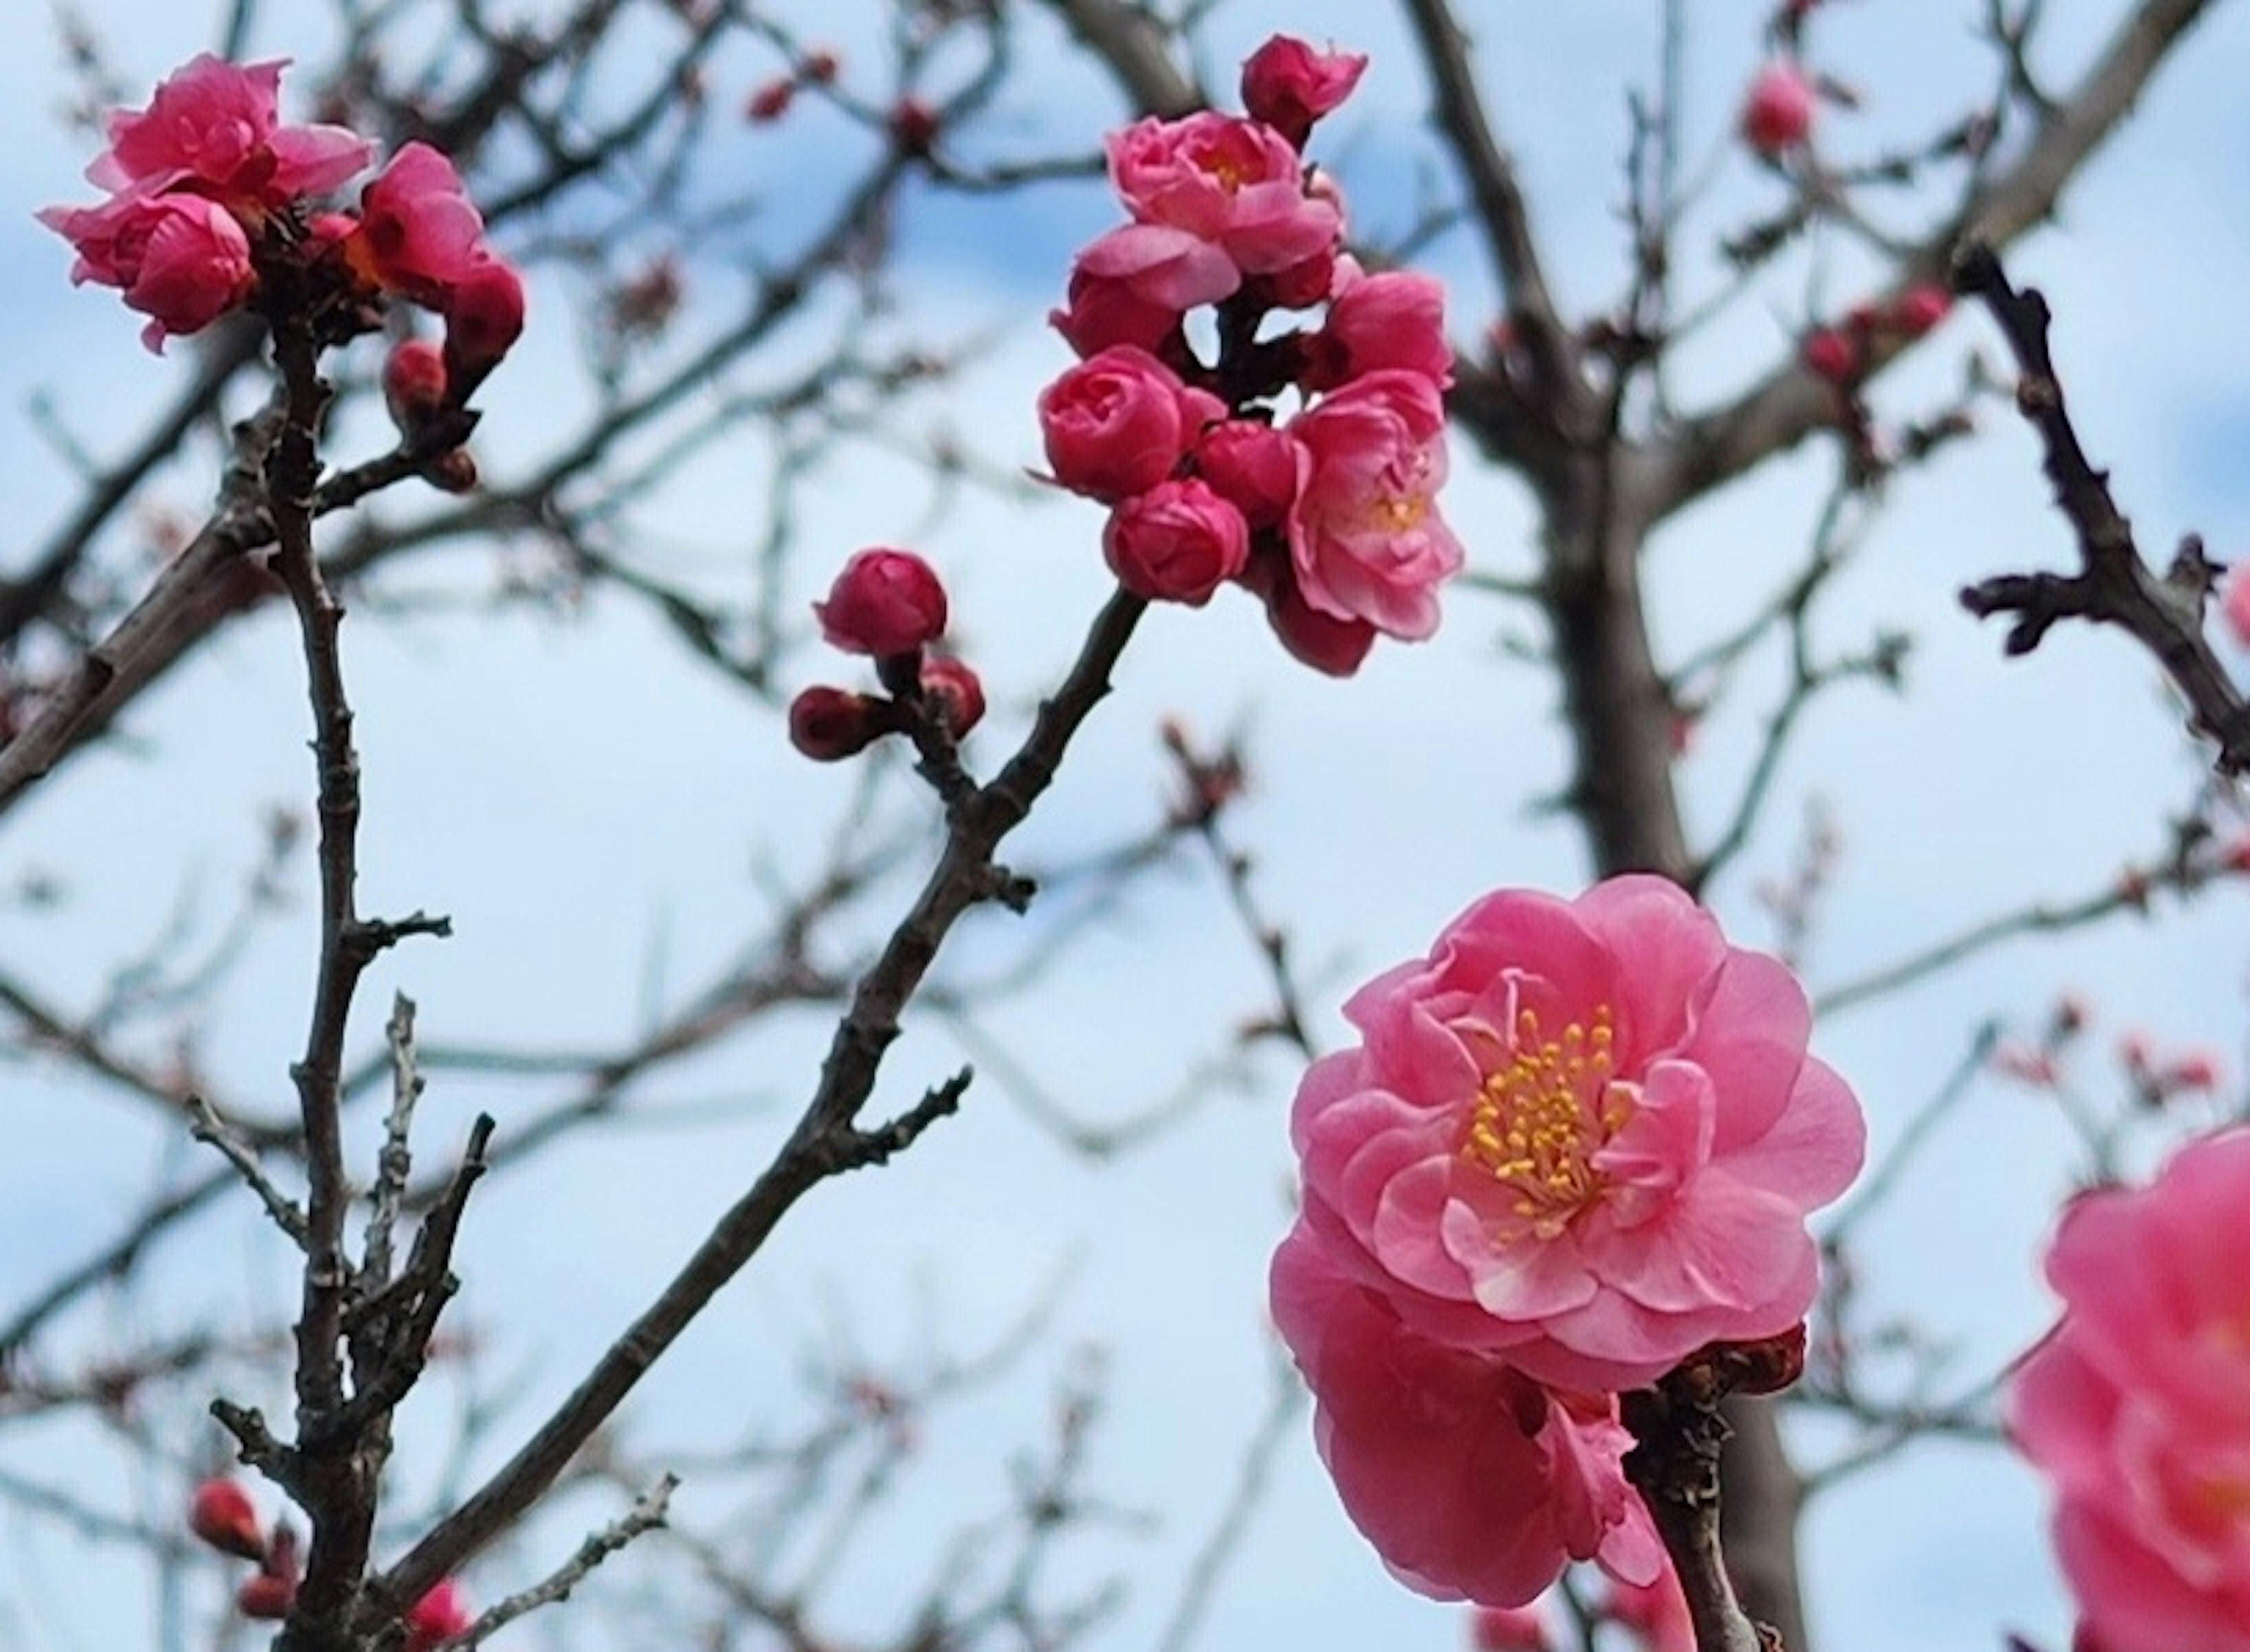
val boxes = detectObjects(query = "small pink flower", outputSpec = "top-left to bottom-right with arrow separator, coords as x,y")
1311,263 -> 1453,390
1240,36 -> 1368,149
405,1579 -> 472,1651
1049,261 -> 1183,359
39,190 -> 255,351
1286,370 -> 1463,640
2221,563 -> 2250,650
1604,1557 -> 1694,1652
1103,479 -> 1249,606
1270,1227 -> 1663,1607
354,142 -> 490,307
1286,873 -> 1865,1392
1470,1603 -> 1553,1651
1107,112 -> 1341,276
1194,419 -> 1298,531
1037,346 -> 1222,502
1740,62 -> 1816,158
813,549 -> 949,657
2010,1128 -> 2250,1652
89,54 -> 370,208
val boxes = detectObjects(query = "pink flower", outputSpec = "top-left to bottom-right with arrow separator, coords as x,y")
404,1579 -> 472,1651
1049,262 -> 1183,358
1037,346 -> 1222,502
1286,370 -> 1463,640
1075,222 -> 1242,313
2009,1128 -> 2250,1652
1240,36 -> 1368,149
1311,263 -> 1453,390
1242,551 -> 1378,676
1194,419 -> 1298,531
1286,874 -> 1866,1392
188,1478 -> 265,1562
441,256 -> 527,381
1270,1227 -> 1663,1606
354,142 -> 490,307
88,54 -> 370,209
1107,112 -> 1341,276
1103,479 -> 1249,605
813,548 -> 949,656
1740,62 -> 1816,158
1604,1557 -> 1693,1652
2222,563 -> 2250,650
39,190 -> 255,351
1470,1603 -> 1553,1651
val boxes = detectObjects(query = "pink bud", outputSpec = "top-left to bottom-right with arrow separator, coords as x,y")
1049,264 -> 1182,360
383,339 -> 449,432
789,687 -> 885,761
405,1579 -> 472,1651
1038,346 -> 1219,503
813,548 -> 949,657
189,1478 -> 265,1562
919,654 -> 986,738
237,1572 -> 296,1620
1891,284 -> 1951,338
39,192 -> 257,353
1802,327 -> 1858,384
1103,479 -> 1249,605
1194,419 -> 1298,531
1740,62 -> 1816,158
802,48 -> 841,86
745,77 -> 795,122
441,257 -> 527,382
1240,35 -> 1368,149
889,98 -> 939,157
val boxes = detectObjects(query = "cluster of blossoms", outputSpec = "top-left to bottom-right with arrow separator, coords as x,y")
1038,36 -> 1461,676
1271,876 -> 1866,1605
788,549 -> 984,762
2010,1128 -> 2250,1652
40,54 -> 523,414
188,1477 -> 467,1643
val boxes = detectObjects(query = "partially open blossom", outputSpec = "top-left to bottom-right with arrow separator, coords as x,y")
2010,1128 -> 2250,1652
1740,62 -> 1816,158
354,142 -> 490,308
87,54 -> 370,209
383,339 -> 449,432
1194,418 -> 1298,531
1107,112 -> 1341,277
1075,221 -> 1243,313
1038,346 -> 1222,502
39,191 -> 256,351
1050,261 -> 1183,359
919,654 -> 985,738
789,687 -> 885,761
2222,562 -> 2250,650
189,1477 -> 265,1562
1470,1603 -> 1554,1651
1286,370 -> 1462,640
1604,1558 -> 1694,1652
405,1579 -> 472,1651
1103,479 -> 1249,605
813,548 -> 948,657
1270,1228 -> 1663,1606
1240,36 -> 1368,149
1285,874 -> 1865,1392
1311,264 -> 1453,390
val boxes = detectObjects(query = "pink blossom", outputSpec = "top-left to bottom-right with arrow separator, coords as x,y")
1891,284 -> 1952,339
1469,1603 -> 1553,1651
1107,112 -> 1341,276
1103,479 -> 1249,605
919,654 -> 985,738
383,339 -> 449,432
789,687 -> 885,762
1049,262 -> 1183,359
1037,346 -> 1222,502
404,1579 -> 472,1651
1286,873 -> 1866,1392
1740,63 -> 1816,158
2222,563 -> 2250,650
1286,370 -> 1463,640
813,548 -> 948,657
354,142 -> 491,307
1194,419 -> 1298,531
1240,36 -> 1368,150
441,256 -> 527,380
2009,1128 -> 2250,1652
1604,1558 -> 1693,1652
1076,222 -> 1242,313
188,1478 -> 265,1562
39,190 -> 255,351
1312,264 -> 1453,390
1270,1226 -> 1663,1606
1251,554 -> 1378,676
88,54 -> 370,208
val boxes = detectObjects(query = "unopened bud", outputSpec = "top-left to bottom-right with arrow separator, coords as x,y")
189,1478 -> 265,1562
813,548 -> 948,657
789,687 -> 885,761
889,98 -> 940,157
919,654 -> 985,738
745,77 -> 795,122
421,448 -> 479,493
383,339 -> 449,434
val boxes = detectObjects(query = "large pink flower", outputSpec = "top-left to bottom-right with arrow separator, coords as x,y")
1271,1226 -> 1663,1606
1288,874 -> 1864,1392
38,190 -> 255,351
2009,1128 -> 2250,1652
1286,370 -> 1463,640
1107,112 -> 1340,277
89,54 -> 370,207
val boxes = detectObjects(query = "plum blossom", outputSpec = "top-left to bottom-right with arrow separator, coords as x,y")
1311,262 -> 1453,390
1284,874 -> 1864,1392
2010,1128 -> 2250,1652
813,549 -> 949,657
1193,419 -> 1298,531
38,191 -> 255,351
351,143 -> 492,307
87,54 -> 369,209
1286,370 -> 1464,640
1038,346 -> 1222,501
1109,112 -> 1341,276
1271,1227 -> 1662,1606
1240,36 -> 1368,149
1102,479 -> 1249,605
405,1579 -> 472,1651
1049,262 -> 1182,359
1740,62 -> 1816,158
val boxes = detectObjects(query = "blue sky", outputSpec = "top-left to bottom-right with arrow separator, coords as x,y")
4,3 -> 2250,1650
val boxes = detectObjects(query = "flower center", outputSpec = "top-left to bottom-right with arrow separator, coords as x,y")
1459,1004 -> 1622,1237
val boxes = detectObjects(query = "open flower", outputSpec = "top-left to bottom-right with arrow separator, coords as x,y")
1286,874 -> 1864,1392
39,190 -> 255,351
1271,1226 -> 1663,1606
2010,1128 -> 2250,1652
1107,111 -> 1341,278
87,54 -> 370,209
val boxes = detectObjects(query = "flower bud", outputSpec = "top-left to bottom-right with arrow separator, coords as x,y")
789,687 -> 884,761
919,654 -> 985,739
813,548 -> 948,657
745,77 -> 795,122
1802,326 -> 1858,384
1194,419 -> 1298,532
1049,264 -> 1181,360
189,1478 -> 265,1562
889,98 -> 939,157
1740,62 -> 1816,158
405,1579 -> 472,1651
1038,346 -> 1219,503
1103,479 -> 1249,606
1240,35 -> 1368,149
383,339 -> 450,434
802,48 -> 841,85
237,1572 -> 296,1620
1891,284 -> 1951,339
441,257 -> 527,385
420,447 -> 480,493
